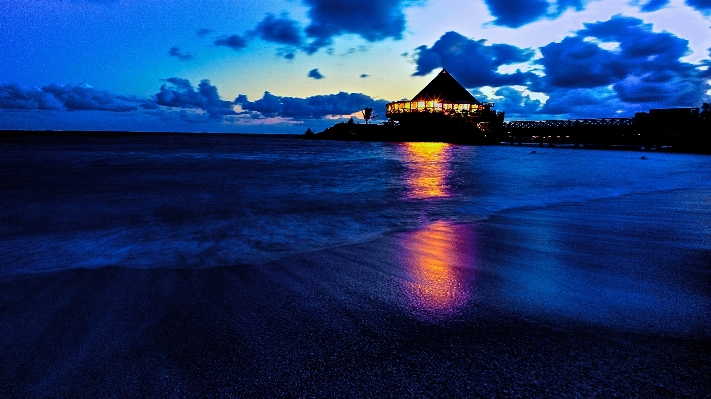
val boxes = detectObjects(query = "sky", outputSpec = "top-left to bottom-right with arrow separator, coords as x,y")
1,0 -> 710,133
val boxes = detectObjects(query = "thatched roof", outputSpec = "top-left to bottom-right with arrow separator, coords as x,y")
411,69 -> 479,103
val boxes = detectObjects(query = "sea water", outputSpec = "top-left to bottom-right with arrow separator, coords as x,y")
1,133 -> 710,277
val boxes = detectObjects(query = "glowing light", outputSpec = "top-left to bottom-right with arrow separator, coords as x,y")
400,142 -> 451,199
398,221 -> 479,321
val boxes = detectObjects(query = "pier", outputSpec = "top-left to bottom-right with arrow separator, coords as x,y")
504,118 -> 636,148
504,107 -> 709,152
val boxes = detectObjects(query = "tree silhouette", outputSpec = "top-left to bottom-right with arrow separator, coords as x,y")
362,107 -> 373,124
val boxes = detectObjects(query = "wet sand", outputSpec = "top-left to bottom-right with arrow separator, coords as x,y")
1,188 -> 710,398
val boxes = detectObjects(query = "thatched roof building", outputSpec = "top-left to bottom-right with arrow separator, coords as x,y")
385,69 -> 497,122
411,69 -> 479,103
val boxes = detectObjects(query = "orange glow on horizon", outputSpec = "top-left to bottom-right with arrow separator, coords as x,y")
401,142 -> 451,199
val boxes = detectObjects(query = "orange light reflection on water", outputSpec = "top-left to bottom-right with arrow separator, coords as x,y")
398,221 -> 478,321
401,142 -> 451,199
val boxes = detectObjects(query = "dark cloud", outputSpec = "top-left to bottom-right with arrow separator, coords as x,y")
531,15 -> 710,115
484,87 -> 543,116
537,36 -> 623,89
0,82 -> 147,112
252,13 -> 303,46
308,69 -> 324,79
407,15 -> 709,119
483,0 -> 549,28
630,0 -> 670,12
556,0 -> 588,11
168,46 -> 194,61
685,0 -> 711,15
360,74 -> 369,78
302,0 -> 410,52
58,0 -> 118,3
235,91 -> 389,120
413,31 -> 538,87
214,35 -> 248,51
613,74 -> 706,105
155,78 -> 237,119
535,87 -> 650,118
196,28 -> 212,37
703,49 -> 711,78
483,0 -> 588,28
577,15 -> 688,60
0,83 -> 64,110
42,84 -> 139,112
537,15 -> 707,107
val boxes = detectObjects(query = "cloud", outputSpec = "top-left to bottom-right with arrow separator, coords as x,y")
360,74 -> 369,78
530,15 -> 710,115
218,2 -> 416,56
196,28 -> 212,37
412,31 -> 538,87
537,36 -> 623,89
214,35 -> 248,51
42,84 -> 143,112
407,15 -> 709,119
613,74 -> 706,105
536,87 -> 645,118
308,69 -> 324,79
537,15 -> 708,106
252,13 -> 303,46
630,0 -> 670,12
168,46 -> 194,61
0,83 -> 65,110
54,0 -> 118,3
703,49 -> 711,78
483,0 -> 549,28
302,0 -> 412,52
685,0 -> 711,15
1,82 -> 151,113
235,91 -> 389,120
477,87 -> 544,116
483,0 -> 589,28
51,84 -> 139,111
155,78 -> 237,119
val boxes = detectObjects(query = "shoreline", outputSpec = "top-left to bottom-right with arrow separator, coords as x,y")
3,128 -> 711,155
2,187 -> 709,397
1,259 -> 708,398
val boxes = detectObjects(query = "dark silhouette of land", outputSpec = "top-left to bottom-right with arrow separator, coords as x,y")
302,104 -> 711,153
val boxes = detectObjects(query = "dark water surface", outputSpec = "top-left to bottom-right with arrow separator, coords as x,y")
1,133 -> 710,397
2,133 -> 709,275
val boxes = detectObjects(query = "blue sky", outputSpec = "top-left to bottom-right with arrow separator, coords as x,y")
1,0 -> 710,133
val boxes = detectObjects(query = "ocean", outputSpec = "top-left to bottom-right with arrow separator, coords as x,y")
1,133 -> 710,397
2,133 -> 709,276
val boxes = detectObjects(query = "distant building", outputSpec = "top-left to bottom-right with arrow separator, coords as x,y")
385,69 -> 503,134
305,69 -> 505,143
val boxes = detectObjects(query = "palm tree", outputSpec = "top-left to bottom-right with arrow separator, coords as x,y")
362,107 -> 373,124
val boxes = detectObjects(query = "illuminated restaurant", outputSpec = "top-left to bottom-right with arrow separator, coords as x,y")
385,69 -> 499,123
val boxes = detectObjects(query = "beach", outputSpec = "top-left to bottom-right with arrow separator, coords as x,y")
1,134 -> 710,397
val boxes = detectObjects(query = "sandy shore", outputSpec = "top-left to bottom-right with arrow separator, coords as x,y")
1,188 -> 710,398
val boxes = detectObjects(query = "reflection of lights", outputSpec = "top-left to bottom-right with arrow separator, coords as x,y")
401,142 -> 451,199
399,221 -> 478,321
